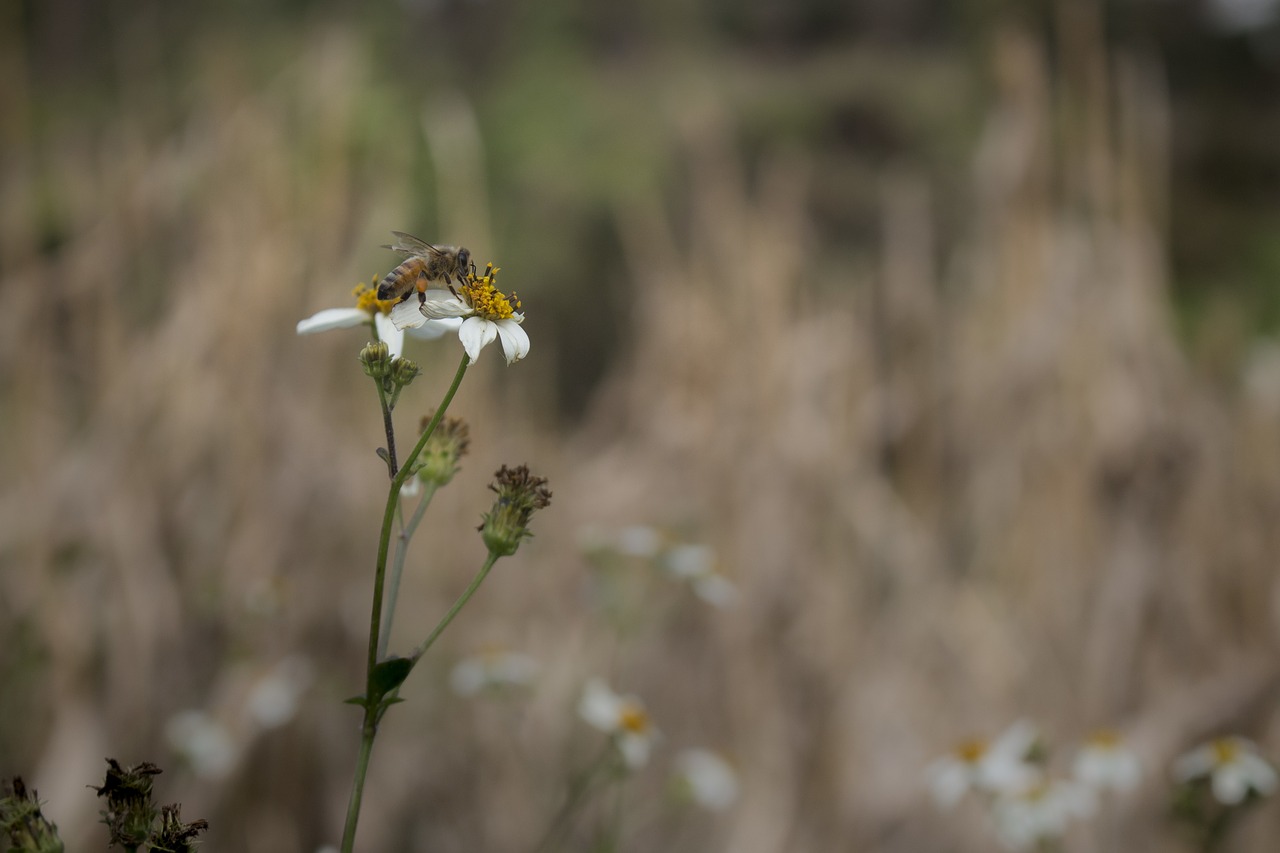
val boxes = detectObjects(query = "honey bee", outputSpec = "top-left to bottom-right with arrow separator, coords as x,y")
376,231 -> 474,305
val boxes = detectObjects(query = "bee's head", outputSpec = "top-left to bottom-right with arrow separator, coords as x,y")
457,247 -> 472,276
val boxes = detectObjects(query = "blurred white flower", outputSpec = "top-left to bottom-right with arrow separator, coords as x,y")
1173,737 -> 1278,805
1207,0 -> 1279,32
927,721 -> 1041,808
692,572 -> 738,608
673,749 -> 740,811
165,710 -> 236,780
615,525 -> 664,558
246,657 -> 314,729
991,778 -> 1097,851
297,282 -> 459,359
449,649 -> 540,696
663,544 -> 715,578
579,678 -> 659,769
1073,730 -> 1141,793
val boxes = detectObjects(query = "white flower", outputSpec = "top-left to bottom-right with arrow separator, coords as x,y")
991,778 -> 1097,851
1073,730 -> 1142,793
164,710 -> 236,780
449,649 -> 540,696
926,720 -> 1041,808
663,544 -> 715,578
246,657 -> 314,729
1173,737 -> 1278,805
615,525 -> 665,558
692,573 -> 738,608
673,749 -> 740,811
393,263 -> 528,365
297,282 -> 460,359
578,678 -> 659,769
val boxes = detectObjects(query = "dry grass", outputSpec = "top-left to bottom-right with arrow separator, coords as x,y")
3,11 -> 1280,853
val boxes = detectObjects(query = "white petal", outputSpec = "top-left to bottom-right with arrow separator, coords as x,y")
493,318 -> 530,364
405,316 -> 463,341
618,732 -> 653,769
1173,745 -> 1216,782
421,292 -> 473,319
675,750 -> 739,810
664,544 -> 715,578
374,312 -> 405,359
389,299 -> 428,330
449,660 -> 486,696
1213,765 -> 1250,804
296,307 -> 369,335
579,679 -> 624,732
926,758 -> 973,809
458,317 -> 497,365
693,574 -> 738,608
1240,753 -> 1278,794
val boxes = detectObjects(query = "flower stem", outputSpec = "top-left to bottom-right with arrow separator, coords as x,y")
378,482 -> 437,660
410,551 -> 499,665
339,352 -> 469,853
376,381 -> 398,477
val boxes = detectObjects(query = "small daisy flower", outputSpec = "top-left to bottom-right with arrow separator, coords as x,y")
578,678 -> 659,769
1173,737 -> 1278,805
393,263 -> 529,365
450,648 -> 540,696
297,281 -> 461,358
1073,729 -> 1142,793
927,720 -> 1041,808
164,710 -> 236,780
991,777 -> 1097,850
673,749 -> 740,811
615,525 -> 665,558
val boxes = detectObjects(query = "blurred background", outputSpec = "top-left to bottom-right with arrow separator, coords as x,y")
4,0 -> 1280,849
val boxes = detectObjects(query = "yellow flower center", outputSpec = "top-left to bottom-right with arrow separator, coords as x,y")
1212,739 -> 1240,765
618,703 -> 650,734
460,264 -> 521,321
956,739 -> 988,763
353,281 -> 398,316
1087,729 -> 1121,749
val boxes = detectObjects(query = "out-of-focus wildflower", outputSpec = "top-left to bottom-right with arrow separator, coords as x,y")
246,657 -> 314,729
478,464 -> 552,557
450,648 -> 540,696
660,542 -> 737,608
1173,737 -> 1278,805
991,777 -> 1096,851
393,263 -> 528,364
927,720 -> 1041,808
297,282 -> 460,358
579,678 -> 659,769
1073,730 -> 1142,793
615,525 -> 665,558
164,711 -> 236,780
673,749 -> 740,811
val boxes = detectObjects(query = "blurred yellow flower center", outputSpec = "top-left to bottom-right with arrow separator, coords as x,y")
619,703 -> 650,734
956,739 -> 988,763
353,282 -> 398,316
1088,729 -> 1121,748
461,265 -> 521,321
1212,739 -> 1240,765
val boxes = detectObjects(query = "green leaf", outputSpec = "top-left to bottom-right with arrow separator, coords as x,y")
370,656 -> 414,696
344,695 -> 368,706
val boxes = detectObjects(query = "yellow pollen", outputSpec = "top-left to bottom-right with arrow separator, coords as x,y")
1211,739 -> 1240,765
956,739 -> 988,763
462,265 -> 520,321
353,281 -> 398,316
618,704 -> 650,734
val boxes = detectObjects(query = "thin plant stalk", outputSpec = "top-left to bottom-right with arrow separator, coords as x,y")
339,352 -> 469,853
378,482 -> 437,660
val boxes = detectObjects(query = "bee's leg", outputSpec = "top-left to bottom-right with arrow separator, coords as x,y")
417,271 -> 428,306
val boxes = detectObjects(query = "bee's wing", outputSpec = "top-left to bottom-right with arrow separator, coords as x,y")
382,231 -> 443,258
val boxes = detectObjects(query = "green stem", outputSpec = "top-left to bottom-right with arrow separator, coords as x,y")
378,482 -> 437,660
410,551 -> 499,664
534,742 -> 617,853
339,353 -> 469,853
376,381 -> 398,477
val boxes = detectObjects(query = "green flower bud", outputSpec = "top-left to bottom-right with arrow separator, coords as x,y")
390,357 -> 421,389
359,341 -> 392,380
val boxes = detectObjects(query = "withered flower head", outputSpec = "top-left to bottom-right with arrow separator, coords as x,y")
479,464 -> 552,557
94,759 -> 162,849
413,413 -> 471,487
1,777 -> 64,852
